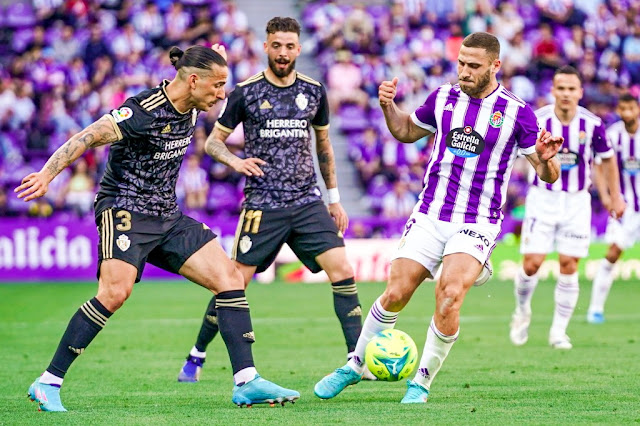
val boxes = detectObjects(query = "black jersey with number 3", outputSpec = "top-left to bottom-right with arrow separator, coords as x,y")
215,72 -> 330,209
98,80 -> 198,218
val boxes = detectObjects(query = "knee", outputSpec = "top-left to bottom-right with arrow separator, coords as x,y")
327,264 -> 355,283
98,284 -> 132,312
559,259 -> 578,274
523,258 -> 542,276
212,263 -> 244,292
381,286 -> 410,311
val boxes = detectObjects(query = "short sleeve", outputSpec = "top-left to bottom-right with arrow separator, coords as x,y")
215,87 -> 245,133
410,89 -> 438,133
311,84 -> 330,129
514,104 -> 539,155
593,122 -> 614,158
106,98 -> 152,141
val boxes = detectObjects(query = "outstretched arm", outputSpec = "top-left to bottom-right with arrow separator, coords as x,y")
525,128 -> 563,183
205,125 -> 265,177
15,115 -> 119,201
315,127 -> 348,233
379,77 -> 431,143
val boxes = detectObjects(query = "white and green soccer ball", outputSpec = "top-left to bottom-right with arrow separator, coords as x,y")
364,329 -> 418,381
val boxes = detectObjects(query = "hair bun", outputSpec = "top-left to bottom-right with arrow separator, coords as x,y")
169,46 -> 184,69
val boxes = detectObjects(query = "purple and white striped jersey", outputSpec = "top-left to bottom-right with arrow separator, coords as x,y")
411,83 -> 538,224
530,104 -> 613,192
607,120 -> 640,212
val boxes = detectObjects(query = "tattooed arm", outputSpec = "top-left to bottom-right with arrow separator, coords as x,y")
205,125 -> 265,176
315,127 -> 348,233
315,128 -> 337,189
15,115 -> 119,202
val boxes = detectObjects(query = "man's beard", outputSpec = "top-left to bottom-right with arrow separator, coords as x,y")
268,57 -> 296,78
459,69 -> 491,97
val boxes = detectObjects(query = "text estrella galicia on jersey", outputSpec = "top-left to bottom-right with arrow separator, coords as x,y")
445,126 -> 485,158
295,93 -> 308,110
557,147 -> 581,170
624,157 -> 640,175
111,107 -> 133,123
116,234 -> 131,252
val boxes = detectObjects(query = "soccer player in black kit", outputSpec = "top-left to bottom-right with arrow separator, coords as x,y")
16,44 -> 299,411
178,17 -> 367,382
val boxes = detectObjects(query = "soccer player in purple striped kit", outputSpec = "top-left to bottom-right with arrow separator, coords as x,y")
509,66 -> 625,349
314,32 -> 564,403
586,93 -> 640,323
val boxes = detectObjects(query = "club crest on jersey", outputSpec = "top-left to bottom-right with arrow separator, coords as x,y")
116,234 -> 131,252
578,131 -> 587,145
295,93 -> 308,110
489,111 -> 504,128
239,235 -> 252,254
111,107 -> 133,123
446,126 -> 485,158
624,157 -> 640,175
557,147 -> 580,170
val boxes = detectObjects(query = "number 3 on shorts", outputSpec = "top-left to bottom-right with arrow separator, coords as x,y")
116,210 -> 132,231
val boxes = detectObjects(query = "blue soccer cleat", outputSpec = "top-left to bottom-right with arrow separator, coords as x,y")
400,380 -> 429,404
313,364 -> 362,399
178,355 -> 205,382
232,375 -> 299,407
27,378 -> 67,412
587,312 -> 605,324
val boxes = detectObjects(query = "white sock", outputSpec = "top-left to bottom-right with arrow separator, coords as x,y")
190,346 -> 206,359
234,367 -> 258,386
550,272 -> 579,337
346,297 -> 398,374
514,266 -> 539,315
413,317 -> 458,390
588,259 -> 615,314
40,371 -> 63,386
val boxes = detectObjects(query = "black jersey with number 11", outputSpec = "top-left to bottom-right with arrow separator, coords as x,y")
215,72 -> 330,209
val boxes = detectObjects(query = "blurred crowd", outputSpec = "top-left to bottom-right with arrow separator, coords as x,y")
0,0 -> 259,218
0,0 -> 631,238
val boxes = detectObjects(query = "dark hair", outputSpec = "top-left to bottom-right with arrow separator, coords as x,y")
266,17 -> 301,36
554,65 -> 582,83
461,32 -> 500,60
619,93 -> 638,104
169,46 -> 227,71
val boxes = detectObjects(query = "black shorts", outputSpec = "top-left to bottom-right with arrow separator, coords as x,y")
231,200 -> 345,273
95,207 -> 216,282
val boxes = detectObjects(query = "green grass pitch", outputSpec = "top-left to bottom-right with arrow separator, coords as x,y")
1,278 -> 639,424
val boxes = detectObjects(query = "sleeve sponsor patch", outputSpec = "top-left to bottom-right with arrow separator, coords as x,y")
111,107 -> 133,123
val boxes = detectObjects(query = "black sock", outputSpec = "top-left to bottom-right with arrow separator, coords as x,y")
332,277 -> 362,353
194,295 -> 219,353
215,290 -> 255,374
47,298 -> 112,378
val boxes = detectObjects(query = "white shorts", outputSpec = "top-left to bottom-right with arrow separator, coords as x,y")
605,207 -> 640,250
392,211 -> 500,277
520,186 -> 591,258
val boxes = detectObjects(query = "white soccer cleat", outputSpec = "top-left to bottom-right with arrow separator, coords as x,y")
509,311 -> 531,346
549,333 -> 572,350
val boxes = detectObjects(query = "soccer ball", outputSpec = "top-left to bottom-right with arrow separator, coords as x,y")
364,329 -> 418,381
